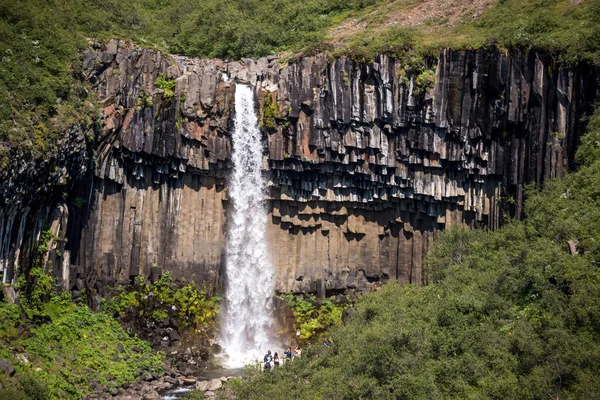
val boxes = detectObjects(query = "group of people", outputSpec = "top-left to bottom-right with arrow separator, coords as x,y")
263,346 -> 302,370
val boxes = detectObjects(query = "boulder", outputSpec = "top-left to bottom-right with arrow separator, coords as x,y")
180,376 -> 196,385
168,329 -> 181,342
165,376 -> 177,385
210,344 -> 222,354
142,372 -> 154,381
143,390 -> 161,400
207,378 -> 222,391
2,286 -> 17,304
0,359 -> 15,376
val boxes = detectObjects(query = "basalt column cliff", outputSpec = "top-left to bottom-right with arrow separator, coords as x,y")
1,40 -> 597,295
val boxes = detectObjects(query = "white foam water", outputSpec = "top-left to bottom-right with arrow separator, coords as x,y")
219,84 -> 275,367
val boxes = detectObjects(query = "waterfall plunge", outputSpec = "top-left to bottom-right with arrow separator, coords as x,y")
219,84 -> 275,367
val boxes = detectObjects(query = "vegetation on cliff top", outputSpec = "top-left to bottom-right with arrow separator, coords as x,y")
332,0 -> 600,64
228,107 -> 600,399
1,0 -> 599,164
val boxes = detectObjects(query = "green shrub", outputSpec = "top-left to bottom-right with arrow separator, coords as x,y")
155,74 -> 176,98
277,293 -> 346,342
413,68 -> 436,96
101,271 -> 219,329
261,93 -> 278,132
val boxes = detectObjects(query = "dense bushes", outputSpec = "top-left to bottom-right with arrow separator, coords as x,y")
101,271 -> 220,330
0,295 -> 164,399
228,109 -> 600,399
142,0 -> 378,59
277,293 -> 346,342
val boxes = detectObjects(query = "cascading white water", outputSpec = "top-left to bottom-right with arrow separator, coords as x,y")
219,84 -> 275,367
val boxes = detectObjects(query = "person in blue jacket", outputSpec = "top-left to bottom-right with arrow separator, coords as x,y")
263,350 -> 273,370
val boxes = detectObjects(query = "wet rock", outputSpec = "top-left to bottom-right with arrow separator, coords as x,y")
210,344 -> 222,354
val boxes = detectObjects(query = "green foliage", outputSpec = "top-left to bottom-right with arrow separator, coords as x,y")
336,0 -> 600,65
413,68 -> 436,95
0,0 -> 102,162
180,389 -> 206,399
73,197 -> 87,208
23,268 -> 55,311
458,0 -> 600,64
336,25 -> 417,63
0,297 -> 164,400
576,107 -> 600,167
231,107 -> 600,399
136,87 -> 153,108
35,225 -> 53,262
155,74 -> 176,98
142,0 -> 378,59
15,225 -> 59,312
101,271 -> 219,329
261,93 -> 278,132
277,293 -> 346,342
0,301 -> 21,340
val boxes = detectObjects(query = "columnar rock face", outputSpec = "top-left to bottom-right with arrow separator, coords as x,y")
1,40 -> 598,294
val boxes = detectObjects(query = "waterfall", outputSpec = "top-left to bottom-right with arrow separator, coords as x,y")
219,84 -> 275,367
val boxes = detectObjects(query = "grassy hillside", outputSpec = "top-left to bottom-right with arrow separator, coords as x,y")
226,108 -> 600,399
331,0 -> 600,63
0,297 -> 164,399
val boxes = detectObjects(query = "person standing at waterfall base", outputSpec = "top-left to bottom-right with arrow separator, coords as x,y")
284,347 -> 293,361
294,346 -> 302,359
273,352 -> 280,367
264,350 -> 273,370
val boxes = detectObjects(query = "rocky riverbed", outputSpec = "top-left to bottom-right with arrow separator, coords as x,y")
84,367 -> 242,400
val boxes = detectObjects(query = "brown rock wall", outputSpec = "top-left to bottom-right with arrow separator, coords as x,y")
1,39 -> 598,295
69,41 -> 600,293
